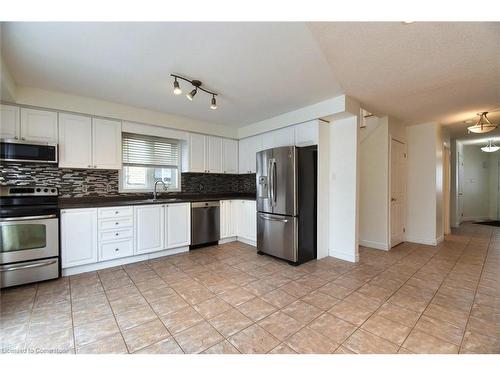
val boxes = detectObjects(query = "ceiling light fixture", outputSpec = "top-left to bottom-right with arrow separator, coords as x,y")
467,112 -> 498,134
481,139 -> 500,153
173,78 -> 182,95
171,74 -> 219,109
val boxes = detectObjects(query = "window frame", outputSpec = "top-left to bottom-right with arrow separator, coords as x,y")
119,133 -> 182,193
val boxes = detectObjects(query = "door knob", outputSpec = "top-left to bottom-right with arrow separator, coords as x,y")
391,198 -> 397,202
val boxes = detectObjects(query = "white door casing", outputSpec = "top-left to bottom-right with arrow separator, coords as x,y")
390,139 -> 407,247
457,152 -> 465,225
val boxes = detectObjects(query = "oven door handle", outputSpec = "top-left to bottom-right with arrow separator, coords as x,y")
0,259 -> 57,272
0,214 -> 57,222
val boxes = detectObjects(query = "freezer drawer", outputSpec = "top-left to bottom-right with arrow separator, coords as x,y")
257,212 -> 297,262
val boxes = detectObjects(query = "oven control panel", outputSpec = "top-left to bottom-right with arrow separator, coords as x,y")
0,186 -> 59,197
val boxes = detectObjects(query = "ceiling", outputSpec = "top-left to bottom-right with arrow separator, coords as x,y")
308,22 -> 500,129
1,22 -> 342,127
2,22 -> 499,130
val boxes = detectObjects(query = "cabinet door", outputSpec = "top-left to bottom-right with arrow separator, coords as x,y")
261,132 -> 274,150
245,200 -> 257,241
165,203 -> 191,248
236,200 -> 247,239
220,200 -> 227,238
294,120 -> 318,146
61,208 -> 98,268
135,205 -> 165,254
0,104 -> 20,140
92,118 -> 122,170
206,136 -> 223,173
20,108 -> 58,143
58,113 -> 93,169
238,138 -> 250,174
189,133 -> 206,172
223,139 -> 238,174
228,200 -> 238,237
273,127 -> 295,147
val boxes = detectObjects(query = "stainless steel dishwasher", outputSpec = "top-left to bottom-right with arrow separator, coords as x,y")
190,201 -> 220,248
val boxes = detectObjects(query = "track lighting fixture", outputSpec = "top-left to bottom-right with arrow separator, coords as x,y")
173,78 -> 182,95
171,74 -> 219,109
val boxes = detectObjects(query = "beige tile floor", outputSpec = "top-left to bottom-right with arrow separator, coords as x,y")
1,223 -> 499,354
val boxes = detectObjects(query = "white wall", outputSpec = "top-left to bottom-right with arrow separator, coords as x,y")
462,145 -> 491,221
359,117 -> 389,250
489,153 -> 499,220
435,124 -> 444,241
10,86 -> 238,138
406,122 -> 439,245
329,115 -> 360,262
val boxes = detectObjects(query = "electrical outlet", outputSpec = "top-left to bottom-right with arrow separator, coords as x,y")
106,184 -> 113,193
82,185 -> 88,193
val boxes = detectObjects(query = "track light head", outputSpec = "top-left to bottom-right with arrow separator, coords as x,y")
186,88 -> 197,101
173,79 -> 182,95
210,96 -> 217,110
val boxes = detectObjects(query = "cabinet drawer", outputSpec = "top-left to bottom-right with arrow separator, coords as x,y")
98,207 -> 133,219
99,239 -> 134,261
99,228 -> 133,242
99,217 -> 133,231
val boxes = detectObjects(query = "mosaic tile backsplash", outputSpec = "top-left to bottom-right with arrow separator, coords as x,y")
0,162 -> 256,198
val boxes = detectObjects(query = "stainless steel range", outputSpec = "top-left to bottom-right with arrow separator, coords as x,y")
0,186 -> 60,288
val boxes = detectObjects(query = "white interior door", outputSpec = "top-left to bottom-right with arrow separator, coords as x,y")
457,152 -> 464,225
390,139 -> 407,247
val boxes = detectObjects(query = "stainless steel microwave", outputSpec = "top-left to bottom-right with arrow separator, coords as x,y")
0,140 -> 58,163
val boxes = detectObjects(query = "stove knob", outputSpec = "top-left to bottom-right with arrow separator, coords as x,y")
36,188 -> 41,192
43,188 -> 48,192
51,189 -> 56,193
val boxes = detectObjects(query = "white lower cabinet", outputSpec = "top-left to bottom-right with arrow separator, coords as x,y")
165,203 -> 191,248
99,239 -> 134,261
134,205 -> 165,255
220,200 -> 256,242
61,208 -> 98,268
237,200 -> 257,242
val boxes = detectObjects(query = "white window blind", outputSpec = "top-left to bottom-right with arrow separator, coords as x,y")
122,133 -> 180,168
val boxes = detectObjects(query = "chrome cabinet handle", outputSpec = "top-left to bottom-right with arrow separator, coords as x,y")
0,259 -> 57,272
115,233 -> 119,236
14,136 -> 18,140
21,137 -> 25,140
115,248 -> 119,252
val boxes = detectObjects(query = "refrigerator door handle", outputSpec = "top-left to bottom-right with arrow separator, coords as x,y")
270,158 -> 277,207
258,213 -> 289,223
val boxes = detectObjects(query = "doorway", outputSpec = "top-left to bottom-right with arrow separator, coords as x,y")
390,138 -> 407,247
457,151 -> 464,225
443,146 -> 451,234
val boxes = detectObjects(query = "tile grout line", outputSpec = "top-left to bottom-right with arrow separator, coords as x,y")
457,228 -> 494,353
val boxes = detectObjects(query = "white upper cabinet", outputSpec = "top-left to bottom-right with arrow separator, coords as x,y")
59,114 -> 121,170
222,138 -> 238,174
186,133 -> 206,173
294,120 -> 319,146
61,208 -> 98,268
0,104 -> 20,140
165,203 -> 191,248
20,108 -> 58,143
238,135 -> 262,174
206,136 -> 223,173
134,205 -> 165,255
262,126 -> 295,150
92,118 -> 122,170
58,113 -> 93,169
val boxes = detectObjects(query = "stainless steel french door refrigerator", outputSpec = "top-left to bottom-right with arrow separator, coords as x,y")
256,145 -> 317,265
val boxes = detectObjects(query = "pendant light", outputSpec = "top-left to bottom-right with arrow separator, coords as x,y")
467,112 -> 498,134
481,139 -> 500,153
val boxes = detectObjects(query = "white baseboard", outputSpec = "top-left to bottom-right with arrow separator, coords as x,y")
436,235 -> 444,244
359,240 -> 390,251
218,237 -> 237,245
404,236 -> 438,246
236,237 -> 256,247
329,249 -> 359,263
62,246 -> 189,276
462,216 -> 490,222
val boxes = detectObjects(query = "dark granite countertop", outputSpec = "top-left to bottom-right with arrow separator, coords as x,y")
58,192 -> 256,209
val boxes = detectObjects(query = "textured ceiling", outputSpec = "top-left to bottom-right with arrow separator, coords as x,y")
2,22 -> 499,131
